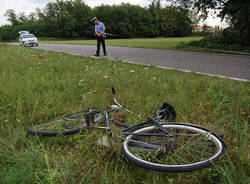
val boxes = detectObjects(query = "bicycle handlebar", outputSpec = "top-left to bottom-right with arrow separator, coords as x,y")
112,86 -> 115,95
111,87 -> 132,113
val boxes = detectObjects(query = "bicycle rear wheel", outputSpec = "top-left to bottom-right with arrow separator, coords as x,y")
27,110 -> 102,136
122,123 -> 225,172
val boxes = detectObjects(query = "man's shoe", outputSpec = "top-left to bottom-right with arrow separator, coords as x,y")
104,53 -> 107,56
94,54 -> 100,57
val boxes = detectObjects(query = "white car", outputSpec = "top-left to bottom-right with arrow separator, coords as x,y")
19,34 -> 39,47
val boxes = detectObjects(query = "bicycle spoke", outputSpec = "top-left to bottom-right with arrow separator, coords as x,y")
124,124 -> 223,169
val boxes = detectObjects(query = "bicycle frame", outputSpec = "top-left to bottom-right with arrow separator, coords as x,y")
83,87 -> 175,137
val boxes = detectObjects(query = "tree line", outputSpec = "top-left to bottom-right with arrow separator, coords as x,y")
167,0 -> 250,47
0,0 -> 195,41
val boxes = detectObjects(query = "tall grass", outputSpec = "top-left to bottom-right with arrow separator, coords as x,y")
0,44 -> 249,183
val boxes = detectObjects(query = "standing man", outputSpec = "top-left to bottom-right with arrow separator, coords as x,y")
91,17 -> 107,57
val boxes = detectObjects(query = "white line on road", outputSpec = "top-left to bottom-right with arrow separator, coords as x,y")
119,59 -> 249,82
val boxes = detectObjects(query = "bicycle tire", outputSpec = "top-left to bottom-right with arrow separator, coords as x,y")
27,119 -> 82,136
27,110 -> 103,136
122,123 -> 226,172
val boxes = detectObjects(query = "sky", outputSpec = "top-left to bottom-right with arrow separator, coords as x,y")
0,0 -> 228,28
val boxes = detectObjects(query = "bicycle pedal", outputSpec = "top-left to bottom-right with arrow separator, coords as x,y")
97,136 -> 110,147
218,133 -> 224,139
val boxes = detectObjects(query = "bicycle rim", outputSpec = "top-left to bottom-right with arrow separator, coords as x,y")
27,119 -> 84,136
27,111 -> 103,136
122,123 -> 225,172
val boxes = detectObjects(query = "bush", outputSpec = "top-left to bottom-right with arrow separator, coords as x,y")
188,28 -> 250,53
0,25 -> 18,41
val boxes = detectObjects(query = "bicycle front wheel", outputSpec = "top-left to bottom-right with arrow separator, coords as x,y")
122,123 -> 225,172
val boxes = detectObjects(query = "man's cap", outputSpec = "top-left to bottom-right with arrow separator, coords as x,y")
91,17 -> 97,22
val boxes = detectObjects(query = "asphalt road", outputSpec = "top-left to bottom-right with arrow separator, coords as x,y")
12,43 -> 250,81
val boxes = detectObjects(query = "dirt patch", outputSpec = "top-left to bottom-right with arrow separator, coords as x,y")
38,55 -> 46,59
113,111 -> 125,123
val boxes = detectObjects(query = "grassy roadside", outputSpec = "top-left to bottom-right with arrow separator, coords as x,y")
0,44 -> 249,183
176,45 -> 250,55
39,37 -> 203,50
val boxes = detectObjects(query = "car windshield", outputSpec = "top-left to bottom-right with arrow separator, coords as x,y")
23,34 -> 35,39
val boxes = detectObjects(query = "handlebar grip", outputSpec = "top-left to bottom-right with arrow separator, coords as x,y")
112,86 -> 115,95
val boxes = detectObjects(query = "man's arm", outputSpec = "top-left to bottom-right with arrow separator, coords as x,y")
95,31 -> 101,37
101,23 -> 105,35
95,25 -> 101,37
101,29 -> 105,35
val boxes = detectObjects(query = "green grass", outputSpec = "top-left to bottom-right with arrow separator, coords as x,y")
39,37 -> 203,50
0,44 -> 249,183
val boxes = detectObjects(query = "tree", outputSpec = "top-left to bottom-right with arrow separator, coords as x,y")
188,10 -> 200,26
18,12 -> 28,23
166,0 -> 250,45
166,0 -> 227,18
220,0 -> 250,45
148,0 -> 163,36
93,3 -> 156,37
28,12 -> 37,22
69,0 -> 92,38
4,9 -> 20,26
42,0 -> 78,37
161,6 -> 192,37
202,24 -> 209,33
0,0 -> 194,40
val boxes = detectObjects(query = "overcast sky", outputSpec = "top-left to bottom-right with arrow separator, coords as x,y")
0,0 -> 228,27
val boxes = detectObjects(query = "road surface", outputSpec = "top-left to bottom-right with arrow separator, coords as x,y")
10,43 -> 250,81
